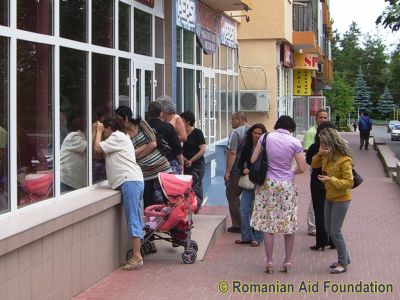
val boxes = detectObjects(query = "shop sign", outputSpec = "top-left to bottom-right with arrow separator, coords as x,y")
176,0 -> 196,32
293,53 -> 319,70
280,43 -> 294,68
196,2 -> 219,55
293,69 -> 312,96
309,96 -> 324,116
136,0 -> 154,8
220,16 -> 237,48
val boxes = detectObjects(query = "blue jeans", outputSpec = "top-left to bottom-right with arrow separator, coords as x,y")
324,200 -> 351,267
240,189 -> 263,242
121,181 -> 144,239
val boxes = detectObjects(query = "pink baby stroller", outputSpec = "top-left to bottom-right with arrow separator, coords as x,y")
127,173 -> 198,264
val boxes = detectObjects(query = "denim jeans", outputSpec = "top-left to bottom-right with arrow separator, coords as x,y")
240,189 -> 263,242
121,181 -> 144,239
324,200 -> 351,267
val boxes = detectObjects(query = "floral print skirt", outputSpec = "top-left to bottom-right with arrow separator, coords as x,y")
250,179 -> 298,234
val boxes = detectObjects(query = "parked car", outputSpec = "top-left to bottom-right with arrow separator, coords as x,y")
387,120 -> 400,133
391,124 -> 400,141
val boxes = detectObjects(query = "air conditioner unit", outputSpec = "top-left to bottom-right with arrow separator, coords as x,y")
238,90 -> 269,112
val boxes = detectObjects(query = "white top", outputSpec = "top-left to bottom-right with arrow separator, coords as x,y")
60,131 -> 88,189
100,130 -> 144,189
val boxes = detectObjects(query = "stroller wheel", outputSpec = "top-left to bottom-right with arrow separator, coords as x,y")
182,248 -> 197,264
126,249 -> 133,261
188,240 -> 198,252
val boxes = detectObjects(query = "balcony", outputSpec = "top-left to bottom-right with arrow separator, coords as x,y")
292,1 -> 317,50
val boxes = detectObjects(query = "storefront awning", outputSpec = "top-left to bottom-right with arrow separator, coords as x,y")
200,0 -> 253,13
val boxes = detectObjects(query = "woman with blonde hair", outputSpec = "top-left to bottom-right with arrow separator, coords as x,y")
311,128 -> 353,274
156,95 -> 187,142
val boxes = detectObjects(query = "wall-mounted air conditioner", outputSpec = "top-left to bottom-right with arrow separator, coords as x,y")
238,90 -> 269,112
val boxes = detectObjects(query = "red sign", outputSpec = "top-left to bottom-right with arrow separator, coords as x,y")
280,43 -> 294,68
136,0 -> 154,8
293,53 -> 319,70
309,97 -> 324,116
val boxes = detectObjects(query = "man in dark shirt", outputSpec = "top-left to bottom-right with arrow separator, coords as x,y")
147,101 -> 184,173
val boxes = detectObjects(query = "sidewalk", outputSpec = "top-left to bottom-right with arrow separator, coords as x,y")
74,132 -> 400,300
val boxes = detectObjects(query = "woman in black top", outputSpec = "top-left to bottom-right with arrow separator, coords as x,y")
180,111 -> 206,212
306,121 -> 336,251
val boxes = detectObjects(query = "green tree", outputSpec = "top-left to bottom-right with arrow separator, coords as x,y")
377,87 -> 395,118
326,72 -> 354,120
354,68 -> 373,114
388,45 -> 400,106
376,0 -> 400,32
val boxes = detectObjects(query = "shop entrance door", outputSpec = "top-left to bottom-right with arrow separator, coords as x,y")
134,62 -> 155,119
200,71 -> 216,145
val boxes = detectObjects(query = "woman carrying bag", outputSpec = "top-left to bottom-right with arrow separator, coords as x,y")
235,124 -> 267,247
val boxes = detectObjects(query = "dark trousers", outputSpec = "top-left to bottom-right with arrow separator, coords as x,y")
311,181 -> 329,247
184,160 -> 205,210
359,130 -> 370,149
225,175 -> 242,228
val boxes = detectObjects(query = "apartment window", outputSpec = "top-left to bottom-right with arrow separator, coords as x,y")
92,0 -> 114,48
60,0 -> 87,42
0,37 -> 9,213
155,16 -> 164,58
183,29 -> 194,64
1,0 -> 8,26
17,0 -> 53,35
60,47 -> 88,193
92,53 -> 114,183
17,40 -> 53,207
119,58 -> 130,107
119,1 -> 130,52
134,9 -> 152,56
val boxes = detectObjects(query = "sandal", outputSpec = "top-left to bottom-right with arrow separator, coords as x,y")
250,241 -> 260,247
122,258 -> 143,270
331,265 -> 346,274
235,240 -> 251,245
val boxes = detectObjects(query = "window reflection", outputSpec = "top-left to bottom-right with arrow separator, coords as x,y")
155,17 -> 164,58
92,0 -> 114,48
1,0 -> 8,26
134,9 -> 152,56
119,2 -> 130,51
60,48 -> 88,193
92,53 -> 114,183
0,37 -> 9,213
119,58 -> 130,107
183,29 -> 194,64
17,40 -> 53,207
17,0 -> 53,35
60,0 -> 87,42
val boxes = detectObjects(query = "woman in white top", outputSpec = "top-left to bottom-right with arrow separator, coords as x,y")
94,119 -> 144,271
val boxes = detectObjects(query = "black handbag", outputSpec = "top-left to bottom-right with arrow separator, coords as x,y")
352,168 -> 363,189
249,133 -> 268,185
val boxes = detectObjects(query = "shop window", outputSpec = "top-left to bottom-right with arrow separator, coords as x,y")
60,0 -> 87,42
134,9 -> 152,56
183,69 -> 194,112
220,74 -> 228,139
119,58 -> 130,107
176,28 -> 182,62
1,0 -> 8,26
92,0 -> 114,48
0,37 -> 9,213
155,63 -> 164,99
60,47 -> 88,193
92,53 -> 114,183
220,45 -> 227,70
196,40 -> 202,66
176,67 -> 182,113
183,29 -> 194,64
119,1 -> 130,52
155,16 -> 164,58
214,74 -> 221,141
17,40 -> 53,207
203,53 -> 212,68
17,0 -> 53,35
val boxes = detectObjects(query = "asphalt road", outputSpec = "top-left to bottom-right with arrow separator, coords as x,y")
371,124 -> 400,160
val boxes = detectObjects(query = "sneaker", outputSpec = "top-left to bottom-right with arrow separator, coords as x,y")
123,258 -> 143,270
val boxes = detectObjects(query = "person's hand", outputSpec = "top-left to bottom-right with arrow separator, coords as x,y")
185,159 -> 192,168
96,121 -> 104,134
243,168 -> 250,175
224,172 -> 231,182
317,175 -> 331,183
318,146 -> 329,157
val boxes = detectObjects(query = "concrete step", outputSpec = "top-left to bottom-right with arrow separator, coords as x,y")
144,214 -> 227,262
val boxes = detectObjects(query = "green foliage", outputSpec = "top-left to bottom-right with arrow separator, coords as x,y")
326,72 -> 354,120
376,0 -> 400,32
388,45 -> 400,106
377,86 -> 395,117
354,68 -> 373,113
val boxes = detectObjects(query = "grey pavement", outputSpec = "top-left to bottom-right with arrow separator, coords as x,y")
74,132 -> 400,300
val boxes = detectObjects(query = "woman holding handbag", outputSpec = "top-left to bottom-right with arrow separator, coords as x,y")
250,116 -> 306,274
235,123 -> 267,247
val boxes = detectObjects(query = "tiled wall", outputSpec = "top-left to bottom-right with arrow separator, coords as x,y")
0,204 -> 129,300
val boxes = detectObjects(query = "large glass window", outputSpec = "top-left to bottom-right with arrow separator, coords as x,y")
119,2 -> 130,52
196,41 -> 202,66
1,0 -> 8,26
155,16 -> 164,58
220,74 -> 228,139
134,9 -> 152,56
119,58 -> 130,107
176,28 -> 182,62
0,37 -> 9,213
92,53 -> 114,183
155,63 -> 164,99
60,0 -> 86,42
60,47 -> 88,193
176,67 -> 182,113
183,29 -> 194,64
17,40 -> 53,207
17,0 -> 53,35
220,45 -> 227,70
184,69 -> 194,112
92,0 -> 114,48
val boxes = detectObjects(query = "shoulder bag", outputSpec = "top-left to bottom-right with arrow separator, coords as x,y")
352,168 -> 363,189
249,133 -> 268,185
